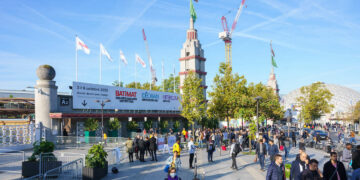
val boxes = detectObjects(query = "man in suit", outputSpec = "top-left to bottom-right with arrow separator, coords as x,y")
256,138 -> 267,171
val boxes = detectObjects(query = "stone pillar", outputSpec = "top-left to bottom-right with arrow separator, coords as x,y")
35,65 -> 58,141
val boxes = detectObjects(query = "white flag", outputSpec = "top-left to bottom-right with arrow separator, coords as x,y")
76,36 -> 90,54
135,54 -> 146,68
100,43 -> 112,62
119,50 -> 128,65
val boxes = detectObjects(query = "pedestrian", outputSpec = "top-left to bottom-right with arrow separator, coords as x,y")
292,131 -> 297,147
166,151 -> 182,171
352,145 -> 360,170
188,137 -> 196,169
182,128 -> 186,142
63,128 -> 68,136
341,143 -> 352,170
256,138 -> 267,171
301,159 -> 323,180
266,154 -> 285,180
163,133 -> 171,154
125,137 -> 134,162
268,139 -> 279,163
323,152 -> 347,180
207,140 -> 215,162
350,131 -> 356,144
149,134 -> 158,161
173,139 -> 181,158
134,135 -> 140,160
165,167 -> 182,180
290,152 -> 309,180
138,137 -> 146,162
284,137 -> 291,160
145,136 -> 150,157
230,139 -> 241,170
176,132 -> 181,142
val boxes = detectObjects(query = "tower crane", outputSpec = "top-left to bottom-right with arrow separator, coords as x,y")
218,0 -> 246,66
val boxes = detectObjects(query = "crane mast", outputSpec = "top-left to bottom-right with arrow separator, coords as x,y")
219,0 -> 246,66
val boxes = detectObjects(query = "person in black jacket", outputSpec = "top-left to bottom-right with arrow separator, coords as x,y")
266,154 -> 285,180
145,136 -> 150,157
352,145 -> 360,170
323,152 -> 347,180
138,137 -> 146,162
290,152 -> 309,180
206,140 -> 215,162
256,138 -> 267,171
301,159 -> 323,180
149,134 -> 158,161
134,135 -> 140,160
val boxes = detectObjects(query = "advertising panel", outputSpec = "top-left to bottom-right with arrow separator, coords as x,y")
72,82 -> 181,111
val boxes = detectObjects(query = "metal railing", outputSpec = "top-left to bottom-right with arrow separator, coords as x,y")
55,136 -> 128,149
39,152 -> 85,177
43,158 -> 83,179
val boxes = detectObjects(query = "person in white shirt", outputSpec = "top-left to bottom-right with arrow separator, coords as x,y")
188,137 -> 196,169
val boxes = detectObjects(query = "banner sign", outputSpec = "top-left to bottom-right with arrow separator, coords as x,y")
72,82 -> 181,111
167,136 -> 176,148
157,137 -> 164,150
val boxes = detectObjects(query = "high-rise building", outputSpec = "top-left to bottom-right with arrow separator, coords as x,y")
267,67 -> 279,96
179,17 -> 207,99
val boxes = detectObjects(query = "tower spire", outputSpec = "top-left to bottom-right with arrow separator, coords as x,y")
190,17 -> 194,29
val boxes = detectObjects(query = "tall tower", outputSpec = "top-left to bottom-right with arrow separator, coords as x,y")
179,17 -> 207,99
267,67 -> 279,96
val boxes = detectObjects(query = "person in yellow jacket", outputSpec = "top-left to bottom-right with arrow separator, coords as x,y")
182,128 -> 186,142
103,133 -> 107,145
173,139 -> 181,158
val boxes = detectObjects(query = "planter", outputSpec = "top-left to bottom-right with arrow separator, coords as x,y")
21,161 -> 62,178
85,131 -> 96,143
108,130 -> 118,137
22,161 -> 39,178
82,162 -> 108,180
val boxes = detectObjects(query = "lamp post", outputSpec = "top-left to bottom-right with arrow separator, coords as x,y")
95,99 -> 111,141
254,96 -> 263,132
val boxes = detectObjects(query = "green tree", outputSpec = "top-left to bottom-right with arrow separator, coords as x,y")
208,62 -> 247,127
348,101 -> 360,122
109,118 -> 120,131
112,80 -> 124,87
296,82 -> 334,124
125,82 -> 142,89
144,120 -> 153,130
180,71 -> 206,136
161,74 -> 180,93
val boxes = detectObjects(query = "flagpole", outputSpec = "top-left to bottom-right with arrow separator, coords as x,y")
150,68 -> 152,91
162,60 -> 164,92
99,44 -> 102,84
135,56 -> 137,89
173,64 -> 175,93
118,53 -> 121,87
75,36 -> 78,82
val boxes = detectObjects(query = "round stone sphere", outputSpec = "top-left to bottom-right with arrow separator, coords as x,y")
36,65 -> 56,80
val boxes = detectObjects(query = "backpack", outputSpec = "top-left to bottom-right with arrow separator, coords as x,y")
234,143 -> 241,154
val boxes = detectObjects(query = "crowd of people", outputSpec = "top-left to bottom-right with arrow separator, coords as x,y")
123,125 -> 359,180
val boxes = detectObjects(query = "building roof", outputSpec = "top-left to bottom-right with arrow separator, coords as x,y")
281,83 -> 360,114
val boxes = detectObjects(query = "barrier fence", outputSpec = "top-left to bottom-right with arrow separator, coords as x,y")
43,158 -> 83,180
0,150 -> 26,175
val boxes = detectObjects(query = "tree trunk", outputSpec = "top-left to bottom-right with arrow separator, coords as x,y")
249,133 -> 252,153
227,116 -> 230,128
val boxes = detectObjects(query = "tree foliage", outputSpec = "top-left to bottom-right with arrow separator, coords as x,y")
180,71 -> 206,126
296,82 -> 334,124
207,62 -> 247,127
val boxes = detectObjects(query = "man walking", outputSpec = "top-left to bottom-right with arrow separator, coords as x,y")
207,140 -> 215,162
256,138 -> 267,171
173,139 -> 181,158
290,152 -> 309,180
301,159 -> 323,180
149,134 -> 158,161
230,139 -> 241,170
125,137 -> 134,163
266,154 -> 285,180
188,137 -> 196,169
163,133 -> 170,154
268,139 -> 279,163
138,137 -> 146,162
341,143 -> 352,170
323,152 -> 347,180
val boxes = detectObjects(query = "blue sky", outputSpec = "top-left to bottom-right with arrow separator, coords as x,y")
0,0 -> 359,95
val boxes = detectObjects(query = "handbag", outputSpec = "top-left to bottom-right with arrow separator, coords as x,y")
279,145 -> 284,151
221,145 -> 226,151
164,164 -> 170,173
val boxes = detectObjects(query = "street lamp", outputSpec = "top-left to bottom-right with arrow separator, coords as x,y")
95,99 -> 111,141
254,96 -> 263,132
